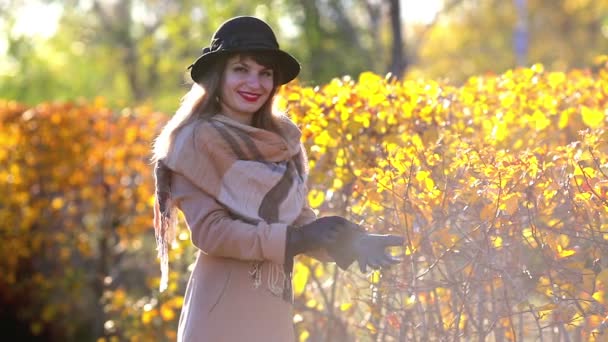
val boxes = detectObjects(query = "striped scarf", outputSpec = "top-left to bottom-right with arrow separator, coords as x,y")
162,113 -> 308,300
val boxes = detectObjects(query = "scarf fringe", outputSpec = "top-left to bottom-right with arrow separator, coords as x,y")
154,160 -> 177,292
154,200 -> 177,292
250,261 -> 292,302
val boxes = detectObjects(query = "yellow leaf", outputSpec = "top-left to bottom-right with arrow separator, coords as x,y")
411,134 -> 424,150
160,305 -> 175,321
492,121 -> 508,141
548,72 -> 566,88
558,109 -> 572,129
404,245 -> 414,256
415,170 -> 435,192
293,263 -> 310,297
592,289 -> 605,303
340,302 -> 353,311
51,197 -> 64,210
531,110 -> 551,131
307,190 -> 325,208
581,106 -> 605,129
557,244 -> 575,258
358,71 -> 383,85
299,331 -> 310,342
313,130 -> 331,147
306,298 -> 317,308
522,228 -> 538,247
366,322 -> 378,334
141,310 -> 155,325
125,126 -> 138,144
370,270 -> 381,284
492,236 -> 503,249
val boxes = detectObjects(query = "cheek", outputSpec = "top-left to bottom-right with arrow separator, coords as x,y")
262,78 -> 274,92
220,76 -> 235,97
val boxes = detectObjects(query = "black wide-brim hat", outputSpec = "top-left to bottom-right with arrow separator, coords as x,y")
188,16 -> 300,85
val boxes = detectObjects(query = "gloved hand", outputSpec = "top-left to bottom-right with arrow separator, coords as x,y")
285,216 -> 350,259
351,232 -> 404,273
325,222 -> 404,273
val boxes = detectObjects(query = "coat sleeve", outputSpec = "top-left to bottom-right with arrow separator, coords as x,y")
172,172 -> 287,264
164,123 -> 287,264
291,204 -> 316,227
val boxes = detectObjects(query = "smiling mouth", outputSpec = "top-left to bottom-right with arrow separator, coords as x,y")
238,91 -> 262,102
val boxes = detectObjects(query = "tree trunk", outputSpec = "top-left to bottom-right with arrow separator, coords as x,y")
362,0 -> 383,72
388,0 -> 406,78
298,0 -> 325,80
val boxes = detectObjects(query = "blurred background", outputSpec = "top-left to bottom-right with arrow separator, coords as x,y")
1,0 -> 607,113
2,1 -> 608,341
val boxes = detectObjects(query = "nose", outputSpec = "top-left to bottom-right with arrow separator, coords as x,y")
246,74 -> 262,89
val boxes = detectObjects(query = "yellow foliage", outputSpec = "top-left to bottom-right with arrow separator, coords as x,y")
4,63 -> 608,340
276,64 -> 608,339
0,100 -> 166,340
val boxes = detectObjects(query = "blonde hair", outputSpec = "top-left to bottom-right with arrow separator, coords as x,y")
152,52 -> 286,292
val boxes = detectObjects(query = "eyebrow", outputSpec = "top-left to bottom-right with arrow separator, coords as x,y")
231,60 -> 272,72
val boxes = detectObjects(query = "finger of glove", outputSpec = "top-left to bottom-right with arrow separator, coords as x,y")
334,223 -> 356,236
384,255 -> 402,265
367,255 -> 384,269
378,234 -> 405,247
358,256 -> 368,273
329,226 -> 343,241
316,225 -> 338,239
325,216 -> 350,229
320,232 -> 338,245
379,254 -> 401,267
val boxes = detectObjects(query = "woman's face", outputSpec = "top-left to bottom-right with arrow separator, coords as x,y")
219,55 -> 274,124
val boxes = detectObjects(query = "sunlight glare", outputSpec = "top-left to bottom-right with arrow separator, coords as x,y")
11,2 -> 62,38
403,0 -> 442,24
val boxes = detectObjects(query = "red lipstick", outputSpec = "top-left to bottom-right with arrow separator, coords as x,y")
238,91 -> 261,102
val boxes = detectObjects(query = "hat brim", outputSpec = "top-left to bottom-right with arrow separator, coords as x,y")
189,48 -> 300,85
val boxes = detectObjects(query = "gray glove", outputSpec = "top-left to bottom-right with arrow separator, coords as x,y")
351,232 -> 404,273
285,216 -> 347,259
326,222 -> 404,273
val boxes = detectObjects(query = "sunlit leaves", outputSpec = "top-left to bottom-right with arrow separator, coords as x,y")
277,62 -> 608,340
0,99 -> 170,340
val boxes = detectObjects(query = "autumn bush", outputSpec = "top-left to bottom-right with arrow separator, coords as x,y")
1,60 -> 608,341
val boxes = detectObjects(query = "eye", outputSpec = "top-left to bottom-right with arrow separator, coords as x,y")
261,70 -> 273,78
234,65 -> 247,73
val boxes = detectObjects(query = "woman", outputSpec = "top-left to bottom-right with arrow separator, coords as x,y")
152,16 -> 403,341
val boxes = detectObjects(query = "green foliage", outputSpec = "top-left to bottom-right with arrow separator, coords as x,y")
3,0 -> 608,112
410,0 -> 608,83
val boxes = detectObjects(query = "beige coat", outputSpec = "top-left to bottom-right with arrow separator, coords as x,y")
164,115 -> 319,342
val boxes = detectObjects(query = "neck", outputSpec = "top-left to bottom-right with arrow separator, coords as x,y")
220,112 -> 253,126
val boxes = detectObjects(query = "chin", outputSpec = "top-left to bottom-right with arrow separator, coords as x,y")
242,104 -> 264,114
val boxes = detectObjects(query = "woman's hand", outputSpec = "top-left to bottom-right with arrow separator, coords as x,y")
286,216 -> 351,258
323,219 -> 404,273
350,233 -> 404,273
